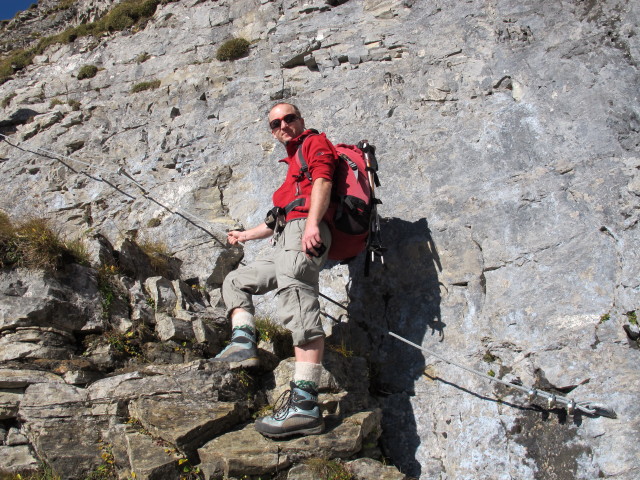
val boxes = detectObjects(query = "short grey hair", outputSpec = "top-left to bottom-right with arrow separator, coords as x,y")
268,102 -> 302,118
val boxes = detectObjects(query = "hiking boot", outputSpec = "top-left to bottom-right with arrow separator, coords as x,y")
255,381 -> 324,438
211,326 -> 259,368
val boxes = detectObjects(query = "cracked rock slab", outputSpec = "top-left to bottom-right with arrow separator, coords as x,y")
128,396 -> 246,453
198,409 -> 381,478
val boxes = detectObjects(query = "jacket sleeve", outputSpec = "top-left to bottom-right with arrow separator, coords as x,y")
303,133 -> 339,181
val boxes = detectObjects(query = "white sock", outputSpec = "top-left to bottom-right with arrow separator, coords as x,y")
231,311 -> 255,331
293,361 -> 323,389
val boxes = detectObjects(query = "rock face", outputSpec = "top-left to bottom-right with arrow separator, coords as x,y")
1,0 -> 639,479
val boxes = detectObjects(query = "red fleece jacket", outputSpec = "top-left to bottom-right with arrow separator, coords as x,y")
272,130 -> 339,221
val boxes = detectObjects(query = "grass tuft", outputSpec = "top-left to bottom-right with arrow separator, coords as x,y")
255,316 -> 290,343
77,64 -> 98,80
138,239 -> 171,274
1,462 -> 62,480
0,213 -> 89,270
304,458 -> 353,480
130,79 -> 161,93
216,38 -> 250,61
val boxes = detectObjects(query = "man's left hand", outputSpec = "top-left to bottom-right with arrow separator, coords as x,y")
302,222 -> 323,257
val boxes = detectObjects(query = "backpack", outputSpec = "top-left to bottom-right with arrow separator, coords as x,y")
296,138 -> 385,272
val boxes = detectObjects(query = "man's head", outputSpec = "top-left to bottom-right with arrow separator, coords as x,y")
268,103 -> 305,144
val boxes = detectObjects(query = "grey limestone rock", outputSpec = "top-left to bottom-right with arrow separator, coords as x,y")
0,0 -> 639,478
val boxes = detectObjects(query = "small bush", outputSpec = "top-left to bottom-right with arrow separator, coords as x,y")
97,264 -> 119,319
77,64 -> 98,80
146,217 -> 161,228
216,38 -> 250,61
50,98 -> 64,107
130,79 -> 161,93
104,329 -> 143,358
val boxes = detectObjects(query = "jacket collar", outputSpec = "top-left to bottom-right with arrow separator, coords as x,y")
285,129 -> 318,157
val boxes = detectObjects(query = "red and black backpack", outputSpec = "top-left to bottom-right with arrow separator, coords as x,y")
295,136 -> 385,273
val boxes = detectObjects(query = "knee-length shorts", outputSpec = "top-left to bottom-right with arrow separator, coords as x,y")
222,219 -> 332,346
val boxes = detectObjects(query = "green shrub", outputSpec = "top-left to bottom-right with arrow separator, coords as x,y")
146,217 -> 161,228
216,38 -> 250,61
77,64 -> 98,80
130,79 -> 161,93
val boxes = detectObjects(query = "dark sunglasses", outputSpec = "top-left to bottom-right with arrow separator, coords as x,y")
269,113 -> 299,130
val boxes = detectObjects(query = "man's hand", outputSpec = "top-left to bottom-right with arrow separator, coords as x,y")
227,230 -> 246,245
302,222 -> 323,256
227,223 -> 274,246
302,177 -> 332,257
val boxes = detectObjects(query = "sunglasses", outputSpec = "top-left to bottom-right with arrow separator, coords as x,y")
269,113 -> 299,130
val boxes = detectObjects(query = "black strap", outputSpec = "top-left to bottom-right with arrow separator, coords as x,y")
296,146 -> 313,182
283,197 -> 305,214
294,131 -> 320,183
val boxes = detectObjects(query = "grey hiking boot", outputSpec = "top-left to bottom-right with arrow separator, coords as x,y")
255,381 -> 324,438
211,325 -> 259,368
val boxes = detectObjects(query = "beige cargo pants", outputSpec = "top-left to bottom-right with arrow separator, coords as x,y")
222,219 -> 332,346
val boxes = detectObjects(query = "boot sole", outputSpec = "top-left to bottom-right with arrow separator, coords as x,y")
257,423 -> 325,439
231,357 -> 259,369
210,356 -> 259,369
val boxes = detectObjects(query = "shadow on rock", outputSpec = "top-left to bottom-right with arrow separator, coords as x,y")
331,217 -> 442,478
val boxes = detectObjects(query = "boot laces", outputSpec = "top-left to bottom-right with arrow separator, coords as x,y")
272,388 -> 297,420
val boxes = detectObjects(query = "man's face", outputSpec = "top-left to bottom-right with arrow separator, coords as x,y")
269,104 -> 305,145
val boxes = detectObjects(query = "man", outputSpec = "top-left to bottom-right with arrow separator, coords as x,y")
213,102 -> 339,438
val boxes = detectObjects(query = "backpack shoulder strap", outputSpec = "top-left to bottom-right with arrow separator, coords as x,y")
295,131 -> 320,183
296,146 -> 313,182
